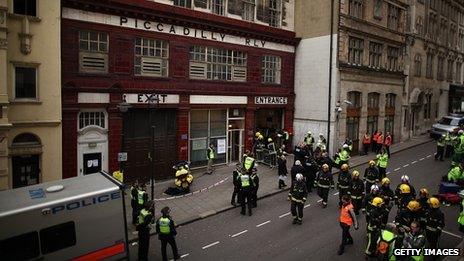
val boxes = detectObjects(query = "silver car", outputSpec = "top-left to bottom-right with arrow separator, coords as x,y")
430,114 -> 464,139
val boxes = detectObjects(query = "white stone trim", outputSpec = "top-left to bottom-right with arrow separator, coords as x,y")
78,92 -> 110,104
189,95 -> 247,104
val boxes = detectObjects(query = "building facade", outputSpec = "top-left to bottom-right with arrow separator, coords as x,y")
0,0 -> 62,190
61,0 -> 296,182
406,0 -> 464,138
294,0 -> 407,154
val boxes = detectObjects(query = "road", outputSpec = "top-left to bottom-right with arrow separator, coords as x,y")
129,142 -> 463,261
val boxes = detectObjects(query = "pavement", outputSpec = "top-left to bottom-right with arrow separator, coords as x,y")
125,134 -> 433,241
129,141 -> 464,261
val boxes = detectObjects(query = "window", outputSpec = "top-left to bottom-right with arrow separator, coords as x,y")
79,31 -> 108,73
40,222 -> 76,254
437,56 -> 445,80
385,93 -> 396,108
268,0 -> 281,27
189,46 -> 247,81
349,0 -> 363,19
243,0 -> 255,21
440,19 -> 447,44
348,37 -> 364,65
346,117 -> 360,141
426,53 -> 434,78
0,231 -> 39,259
79,111 -> 106,129
387,46 -> 399,71
428,13 -> 437,40
262,55 -> 281,84
414,54 -> 422,76
457,62 -> 462,82
416,16 -> 423,35
384,115 -> 394,135
369,42 -> 382,68
424,94 -> 432,120
367,92 -> 380,108
134,38 -> 169,77
211,0 -> 225,15
347,91 -> 362,108
459,29 -> 464,50
13,0 -> 36,16
15,67 -> 36,99
447,59 -> 454,81
174,0 -> 191,8
387,4 -> 399,30
367,116 -> 378,137
450,24 -> 456,46
373,0 -> 382,19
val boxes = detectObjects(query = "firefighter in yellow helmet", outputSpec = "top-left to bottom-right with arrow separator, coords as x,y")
425,197 -> 445,249
364,160 -> 380,194
379,177 -> 394,227
365,197 -> 386,258
348,170 -> 364,215
337,164 -> 351,205
395,200 -> 421,249
316,164 -> 334,208
417,188 -> 430,227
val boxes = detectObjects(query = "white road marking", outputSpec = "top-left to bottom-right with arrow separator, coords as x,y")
317,199 -> 323,203
442,230 -> 463,239
304,204 -> 311,209
394,168 -> 401,171
279,212 -> 291,218
202,241 -> 220,250
333,192 -> 339,196
231,230 -> 248,238
181,254 -> 189,258
419,158 -> 424,161
386,172 -> 391,175
412,161 -> 418,164
256,220 -> 271,227
403,164 -> 409,168
426,155 -> 432,158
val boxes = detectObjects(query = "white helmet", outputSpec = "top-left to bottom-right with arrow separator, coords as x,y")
459,130 -> 464,135
459,190 -> 464,198
307,131 -> 312,135
319,133 -> 324,137
401,175 -> 410,183
342,144 -> 349,149
296,173 -> 304,181
295,160 -> 301,166
370,184 -> 379,193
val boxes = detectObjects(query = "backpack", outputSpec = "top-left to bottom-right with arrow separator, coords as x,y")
377,232 -> 395,257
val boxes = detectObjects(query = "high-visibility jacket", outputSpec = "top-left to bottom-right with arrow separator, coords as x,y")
363,135 -> 371,144
340,203 -> 354,225
458,200 -> 464,226
447,166 -> 463,182
244,156 -> 255,171
339,149 -> 350,161
445,133 -> 452,145
207,147 -> 215,160
138,208 -> 152,227
158,217 -> 171,234
112,170 -> 123,183
305,135 -> 314,145
377,153 -> 389,168
437,137 -> 445,147
239,173 -> 251,188
378,230 -> 397,261
138,190 -> 147,205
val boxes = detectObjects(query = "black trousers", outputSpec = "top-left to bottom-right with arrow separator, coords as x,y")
278,179 -> 287,188
435,146 -> 444,161
291,201 -> 304,220
365,229 -> 380,256
131,203 -> 139,225
339,222 -> 353,251
161,236 -> 179,261
363,144 -> 370,155
240,189 -> 252,215
231,186 -> 239,204
317,187 -> 329,205
351,197 -> 363,215
306,176 -> 314,193
378,167 -> 387,180
445,145 -> 453,158
138,228 -> 150,261
426,230 -> 441,249
385,146 -> 391,158
338,188 -> 349,202
251,187 -> 258,208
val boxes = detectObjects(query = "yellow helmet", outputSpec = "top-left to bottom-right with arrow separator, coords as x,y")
372,197 -> 384,207
399,184 -> 411,194
419,188 -> 429,197
407,200 -> 421,212
322,164 -> 329,171
351,170 -> 360,178
255,132 -> 261,137
268,138 -> 273,142
381,177 -> 390,186
258,134 -> 264,140
341,164 -> 349,171
427,197 -> 440,209
369,160 -> 376,166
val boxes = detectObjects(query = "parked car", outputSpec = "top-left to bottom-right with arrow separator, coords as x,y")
430,114 -> 464,139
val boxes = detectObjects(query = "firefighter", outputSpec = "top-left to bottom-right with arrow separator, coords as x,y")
290,173 -> 308,225
365,197 -> 386,258
435,134 -> 446,161
379,177 -> 394,227
425,197 -> 445,249
277,154 -> 288,189
395,200 -> 421,249
304,131 -> 315,153
348,170 -> 365,215
396,183 -> 415,211
339,144 -> 351,166
337,164 -> 351,204
130,180 -> 139,225
364,160 -> 380,194
395,175 -> 416,205
317,164 -> 334,208
303,155 -> 318,193
293,143 -> 306,165
376,148 -> 389,180
267,138 -> 277,168
418,188 -> 430,227
156,206 -> 180,261
363,184 -> 381,224
337,195 -> 359,255
231,164 -> 241,206
137,201 -> 154,261
250,169 -> 259,208
238,169 -> 253,216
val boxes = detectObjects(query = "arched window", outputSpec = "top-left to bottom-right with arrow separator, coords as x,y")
12,133 -> 41,146
347,91 -> 362,108
414,54 -> 422,76
78,111 -> 106,130
367,92 -> 380,108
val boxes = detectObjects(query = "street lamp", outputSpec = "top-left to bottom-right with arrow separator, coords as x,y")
147,95 -> 161,200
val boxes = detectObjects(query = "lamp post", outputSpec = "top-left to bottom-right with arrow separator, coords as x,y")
147,95 -> 160,200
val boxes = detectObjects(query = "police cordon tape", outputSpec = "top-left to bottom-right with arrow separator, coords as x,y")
153,177 -> 230,201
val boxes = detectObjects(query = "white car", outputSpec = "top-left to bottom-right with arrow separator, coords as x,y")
430,114 -> 464,139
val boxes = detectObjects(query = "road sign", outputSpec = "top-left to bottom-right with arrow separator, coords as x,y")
118,152 -> 128,162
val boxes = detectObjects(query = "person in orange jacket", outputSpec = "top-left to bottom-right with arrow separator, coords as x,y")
384,132 -> 392,158
372,131 -> 380,153
362,132 -> 371,156
376,131 -> 384,154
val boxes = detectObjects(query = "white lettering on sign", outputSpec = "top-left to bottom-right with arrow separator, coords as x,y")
62,8 -> 295,53
123,94 -> 179,104
254,96 -> 288,105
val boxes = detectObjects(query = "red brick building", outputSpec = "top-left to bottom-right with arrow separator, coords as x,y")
61,0 -> 296,182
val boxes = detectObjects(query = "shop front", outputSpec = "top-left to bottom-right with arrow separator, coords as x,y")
254,96 -> 289,145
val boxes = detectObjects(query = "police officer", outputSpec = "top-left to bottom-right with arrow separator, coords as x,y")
337,164 -> 351,204
376,148 -> 389,179
304,131 -> 315,153
137,201 -> 154,261
250,169 -> 259,208
130,180 -> 139,225
238,170 -> 253,216
156,206 -> 180,261
231,164 -> 241,206
243,152 -> 256,174
365,197 -> 386,258
290,173 -> 308,225
316,164 -> 334,208
435,134 -> 446,161
348,170 -> 364,215
425,197 -> 445,249
137,183 -> 149,213
303,155 -> 318,193
444,132 -> 453,158
364,160 -> 380,194
379,177 -> 394,227
339,144 -> 351,167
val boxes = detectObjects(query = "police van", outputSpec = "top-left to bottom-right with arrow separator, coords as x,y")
0,171 -> 129,260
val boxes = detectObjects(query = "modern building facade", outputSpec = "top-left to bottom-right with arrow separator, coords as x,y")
61,0 -> 296,182
294,0 -> 407,154
0,0 -> 62,190
405,0 -> 464,138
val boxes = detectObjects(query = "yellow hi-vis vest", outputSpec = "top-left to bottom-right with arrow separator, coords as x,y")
138,208 -> 151,226
377,153 -> 389,168
458,200 -> 464,226
240,174 -> 250,187
138,190 -> 146,205
244,157 -> 255,171
112,170 -> 123,183
159,217 -> 171,234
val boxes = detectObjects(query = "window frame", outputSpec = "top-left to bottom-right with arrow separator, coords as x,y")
414,54 -> 422,77
78,31 -> 109,54
134,37 -> 170,77
387,46 -> 399,71
347,91 -> 362,108
78,110 -> 107,131
348,0 -> 363,19
13,64 -> 38,101
268,0 -> 282,27
261,55 -> 282,84
211,0 -> 226,16
387,4 -> 399,30
242,0 -> 256,21
385,93 -> 396,108
348,36 -> 364,66
368,41 -> 383,68
13,0 -> 37,17
173,0 -> 192,8
367,92 -> 380,108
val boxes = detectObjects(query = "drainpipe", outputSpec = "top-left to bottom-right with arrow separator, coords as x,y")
327,0 -> 335,154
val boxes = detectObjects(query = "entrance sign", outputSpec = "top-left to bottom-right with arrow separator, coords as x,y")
254,96 -> 288,105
